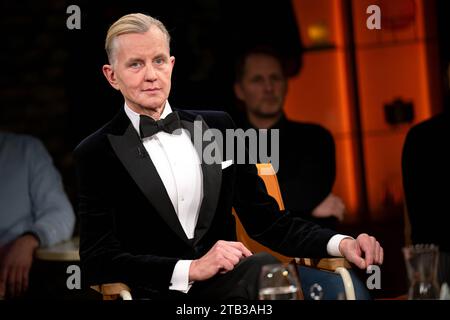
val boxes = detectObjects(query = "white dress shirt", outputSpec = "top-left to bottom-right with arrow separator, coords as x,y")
124,101 -> 349,293
125,101 -> 201,292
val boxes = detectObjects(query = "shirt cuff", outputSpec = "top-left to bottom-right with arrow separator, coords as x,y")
327,234 -> 354,257
169,260 -> 193,293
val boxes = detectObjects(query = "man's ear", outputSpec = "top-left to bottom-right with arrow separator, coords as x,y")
234,82 -> 245,101
102,64 -> 120,90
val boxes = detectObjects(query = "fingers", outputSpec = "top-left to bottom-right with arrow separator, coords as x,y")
191,241 -> 252,281
340,238 -> 365,269
373,241 -> 383,265
356,234 -> 373,267
22,266 -> 29,295
221,242 -> 252,264
218,256 -> 235,273
347,250 -> 365,269
313,194 -> 346,220
356,234 -> 384,268
10,266 -> 31,297
16,266 -> 30,297
212,241 -> 252,274
222,244 -> 246,261
8,267 -> 16,298
350,244 -> 366,269
0,266 -> 7,298
14,267 -> 23,298
338,201 -> 345,221
220,247 -> 242,266
226,242 -> 252,258
366,237 -> 376,267
0,263 -> 31,298
374,241 -> 381,264
335,204 -> 345,221
333,196 -> 345,221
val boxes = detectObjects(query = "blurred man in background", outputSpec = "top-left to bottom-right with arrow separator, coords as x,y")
234,47 -> 345,230
0,132 -> 75,299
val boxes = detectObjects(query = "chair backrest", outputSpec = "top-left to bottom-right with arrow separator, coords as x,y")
232,163 -> 293,263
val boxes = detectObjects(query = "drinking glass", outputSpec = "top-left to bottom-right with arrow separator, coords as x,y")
403,244 -> 440,300
258,263 -> 302,300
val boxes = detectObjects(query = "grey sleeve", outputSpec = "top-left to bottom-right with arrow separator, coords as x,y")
26,138 -> 75,247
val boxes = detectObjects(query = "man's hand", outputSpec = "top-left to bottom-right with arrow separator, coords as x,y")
189,240 -> 252,282
0,234 -> 39,298
312,193 -> 345,221
339,233 -> 383,269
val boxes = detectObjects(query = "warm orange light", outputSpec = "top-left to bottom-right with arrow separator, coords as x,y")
288,0 -> 439,218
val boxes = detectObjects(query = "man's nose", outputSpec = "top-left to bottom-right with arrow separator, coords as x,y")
145,66 -> 157,81
263,79 -> 274,92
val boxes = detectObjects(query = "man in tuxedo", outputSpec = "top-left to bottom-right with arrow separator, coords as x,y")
74,13 -> 383,300
233,47 -> 345,230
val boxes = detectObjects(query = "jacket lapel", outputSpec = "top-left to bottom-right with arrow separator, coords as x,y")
107,112 -> 190,245
179,114 -> 222,245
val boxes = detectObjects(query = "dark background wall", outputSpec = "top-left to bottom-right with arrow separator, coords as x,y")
437,0 -> 450,109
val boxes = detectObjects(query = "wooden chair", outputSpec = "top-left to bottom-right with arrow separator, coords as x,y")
232,163 -> 293,263
92,163 -> 355,300
91,283 -> 132,300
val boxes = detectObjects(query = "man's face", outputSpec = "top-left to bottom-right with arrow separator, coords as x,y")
103,26 -> 175,114
234,54 -> 287,118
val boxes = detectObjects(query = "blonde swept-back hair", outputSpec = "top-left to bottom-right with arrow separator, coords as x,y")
105,13 -> 171,65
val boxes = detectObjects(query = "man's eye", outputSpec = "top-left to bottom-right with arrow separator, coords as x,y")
271,75 -> 283,82
154,58 -> 164,65
251,77 -> 264,84
130,62 -> 142,68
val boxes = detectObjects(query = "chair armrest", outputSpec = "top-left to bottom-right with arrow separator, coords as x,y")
91,283 -> 132,300
295,257 -> 351,271
334,267 -> 356,300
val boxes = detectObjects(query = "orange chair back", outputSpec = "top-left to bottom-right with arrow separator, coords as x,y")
232,163 -> 293,263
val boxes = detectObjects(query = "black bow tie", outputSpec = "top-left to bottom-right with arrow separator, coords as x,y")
139,112 -> 182,139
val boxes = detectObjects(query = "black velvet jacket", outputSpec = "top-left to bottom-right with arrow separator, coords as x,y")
74,108 -> 336,296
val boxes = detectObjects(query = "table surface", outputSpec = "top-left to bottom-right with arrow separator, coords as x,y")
35,237 -> 80,261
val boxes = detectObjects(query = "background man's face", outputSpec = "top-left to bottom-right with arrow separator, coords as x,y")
109,26 -> 174,113
235,54 -> 287,118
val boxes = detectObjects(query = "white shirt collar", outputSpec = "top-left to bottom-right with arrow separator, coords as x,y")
124,101 -> 172,134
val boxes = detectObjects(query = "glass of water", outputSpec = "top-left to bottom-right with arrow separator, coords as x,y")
258,263 -> 302,300
403,244 -> 441,300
